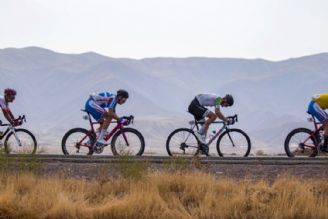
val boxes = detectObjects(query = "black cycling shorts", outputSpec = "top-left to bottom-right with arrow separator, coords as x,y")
188,98 -> 209,121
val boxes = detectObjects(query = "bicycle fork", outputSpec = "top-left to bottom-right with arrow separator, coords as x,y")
227,131 -> 236,147
11,129 -> 23,147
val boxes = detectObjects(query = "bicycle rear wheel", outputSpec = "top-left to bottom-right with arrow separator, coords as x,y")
4,129 -> 37,154
216,129 -> 251,157
61,128 -> 95,155
284,128 -> 318,157
166,128 -> 199,156
111,128 -> 145,156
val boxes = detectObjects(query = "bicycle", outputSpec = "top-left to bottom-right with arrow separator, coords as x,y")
61,110 -> 145,156
166,114 -> 251,157
0,115 -> 37,154
284,112 -> 325,157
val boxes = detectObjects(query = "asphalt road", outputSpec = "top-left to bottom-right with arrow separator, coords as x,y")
3,154 -> 328,165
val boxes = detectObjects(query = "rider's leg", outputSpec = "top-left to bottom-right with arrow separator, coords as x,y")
308,101 -> 328,151
85,100 -> 111,145
199,111 -> 217,136
98,112 -> 113,142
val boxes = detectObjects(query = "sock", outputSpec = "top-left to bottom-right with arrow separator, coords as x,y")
98,129 -> 107,141
198,126 -> 206,135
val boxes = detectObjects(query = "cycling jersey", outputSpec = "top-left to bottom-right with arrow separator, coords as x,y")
196,94 -> 222,109
0,96 -> 9,112
312,93 -> 328,109
85,92 -> 117,121
90,92 -> 117,109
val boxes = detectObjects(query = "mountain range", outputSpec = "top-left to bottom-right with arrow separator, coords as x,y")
0,47 -> 327,154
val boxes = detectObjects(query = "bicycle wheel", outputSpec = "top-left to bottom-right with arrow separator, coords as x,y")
61,128 -> 95,155
4,129 -> 37,154
217,129 -> 251,157
284,128 -> 318,157
166,128 -> 199,156
111,128 -> 145,156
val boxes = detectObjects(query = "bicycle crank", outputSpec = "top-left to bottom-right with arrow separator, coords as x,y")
94,144 -> 105,154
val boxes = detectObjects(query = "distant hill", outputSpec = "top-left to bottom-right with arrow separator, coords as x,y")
0,47 -> 327,154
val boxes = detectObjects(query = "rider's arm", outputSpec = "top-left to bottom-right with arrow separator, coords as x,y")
107,108 -> 120,120
215,108 -> 228,122
2,109 -> 15,124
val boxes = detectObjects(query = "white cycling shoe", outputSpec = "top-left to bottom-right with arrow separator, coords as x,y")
95,139 -> 107,146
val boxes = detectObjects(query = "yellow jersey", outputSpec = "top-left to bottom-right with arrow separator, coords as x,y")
312,93 -> 328,109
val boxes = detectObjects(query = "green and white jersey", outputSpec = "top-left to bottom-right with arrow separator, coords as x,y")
196,94 -> 222,109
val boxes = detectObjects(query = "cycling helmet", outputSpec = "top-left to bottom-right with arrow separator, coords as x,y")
4,88 -> 17,96
117,89 -> 129,98
225,94 -> 234,106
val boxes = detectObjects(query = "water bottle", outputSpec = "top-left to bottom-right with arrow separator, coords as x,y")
209,130 -> 216,139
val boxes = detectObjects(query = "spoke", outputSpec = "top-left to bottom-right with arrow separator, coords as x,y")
167,130 -> 199,156
113,131 -> 143,156
6,131 -> 35,154
218,131 -> 249,157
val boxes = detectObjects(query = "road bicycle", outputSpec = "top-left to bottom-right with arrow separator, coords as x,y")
0,115 -> 37,154
166,114 -> 251,157
284,112 -> 325,157
61,110 -> 145,156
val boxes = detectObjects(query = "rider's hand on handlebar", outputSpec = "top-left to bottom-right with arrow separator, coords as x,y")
226,117 -> 235,125
12,119 -> 22,127
118,117 -> 129,126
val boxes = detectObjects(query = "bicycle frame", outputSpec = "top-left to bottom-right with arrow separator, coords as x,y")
190,120 -> 228,145
77,111 -> 129,148
0,119 -> 25,146
309,115 -> 323,133
302,114 -> 324,149
0,126 -> 11,140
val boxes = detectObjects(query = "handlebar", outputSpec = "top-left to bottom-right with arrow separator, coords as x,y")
118,115 -> 134,126
18,115 -> 26,122
0,115 -> 26,126
227,114 -> 238,124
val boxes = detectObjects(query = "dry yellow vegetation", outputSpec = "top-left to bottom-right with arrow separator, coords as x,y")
0,171 -> 327,219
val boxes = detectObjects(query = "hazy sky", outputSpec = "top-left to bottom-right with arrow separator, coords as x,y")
1,0 -> 327,60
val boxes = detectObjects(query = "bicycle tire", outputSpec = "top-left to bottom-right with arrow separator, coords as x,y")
284,128 -> 318,157
61,128 -> 95,155
4,128 -> 37,154
216,128 -> 251,157
111,128 -> 145,156
166,128 -> 200,156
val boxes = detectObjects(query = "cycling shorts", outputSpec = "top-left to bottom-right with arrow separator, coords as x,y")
188,98 -> 210,121
85,99 -> 106,121
308,100 -> 328,123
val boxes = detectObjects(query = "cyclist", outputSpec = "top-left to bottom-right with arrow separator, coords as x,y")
188,94 -> 234,144
308,93 -> 328,152
85,89 -> 129,146
0,88 -> 21,127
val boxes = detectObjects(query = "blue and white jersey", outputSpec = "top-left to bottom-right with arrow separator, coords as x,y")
90,92 -> 117,109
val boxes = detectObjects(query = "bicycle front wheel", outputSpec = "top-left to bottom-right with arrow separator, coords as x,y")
284,128 -> 318,157
166,128 -> 199,156
111,128 -> 145,156
4,129 -> 37,154
216,129 -> 251,157
61,128 -> 95,155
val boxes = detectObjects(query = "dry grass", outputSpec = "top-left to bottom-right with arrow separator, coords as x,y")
0,171 -> 327,219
